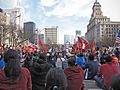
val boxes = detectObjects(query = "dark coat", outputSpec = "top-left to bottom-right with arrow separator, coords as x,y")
85,60 -> 100,79
30,60 -> 52,90
64,66 -> 84,90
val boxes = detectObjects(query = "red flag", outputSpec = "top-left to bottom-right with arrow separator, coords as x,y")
78,37 -> 83,50
38,36 -> 45,51
44,47 -> 48,53
82,39 -> 89,52
72,44 -> 77,53
90,39 -> 95,49
90,39 -> 96,55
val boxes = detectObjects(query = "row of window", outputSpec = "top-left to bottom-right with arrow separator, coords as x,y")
101,24 -> 119,27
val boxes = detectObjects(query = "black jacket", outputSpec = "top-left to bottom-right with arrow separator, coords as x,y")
30,59 -> 52,90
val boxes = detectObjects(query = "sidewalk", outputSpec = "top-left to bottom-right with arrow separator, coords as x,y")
84,80 -> 102,90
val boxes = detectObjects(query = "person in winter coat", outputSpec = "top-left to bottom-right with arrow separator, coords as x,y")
84,54 -> 100,79
110,74 -> 120,90
76,53 -> 85,69
30,58 -> 52,90
64,56 -> 84,90
97,55 -> 120,89
56,52 -> 66,69
0,49 -> 32,90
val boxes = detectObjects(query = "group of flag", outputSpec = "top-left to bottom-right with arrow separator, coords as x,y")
0,30 -> 120,54
72,36 -> 95,54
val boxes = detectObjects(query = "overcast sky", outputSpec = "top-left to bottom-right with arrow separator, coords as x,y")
0,0 -> 120,44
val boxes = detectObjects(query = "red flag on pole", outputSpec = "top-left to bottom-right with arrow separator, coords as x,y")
72,44 -> 77,53
38,36 -> 45,51
82,38 -> 89,52
90,39 -> 96,55
78,37 -> 83,49
77,37 -> 83,52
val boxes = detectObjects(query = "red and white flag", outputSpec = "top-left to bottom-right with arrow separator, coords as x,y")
115,30 -> 120,44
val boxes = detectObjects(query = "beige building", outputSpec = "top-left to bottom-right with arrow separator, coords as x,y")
4,7 -> 24,30
0,8 -> 10,45
45,26 -> 58,44
2,1 -> 24,46
85,0 -> 120,47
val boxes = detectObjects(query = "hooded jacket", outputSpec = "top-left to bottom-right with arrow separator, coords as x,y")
0,58 -> 5,69
64,66 -> 84,90
0,67 -> 32,90
30,59 -> 52,90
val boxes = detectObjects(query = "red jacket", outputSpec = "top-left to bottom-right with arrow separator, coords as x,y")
99,63 -> 120,88
64,66 -> 84,90
0,67 -> 32,90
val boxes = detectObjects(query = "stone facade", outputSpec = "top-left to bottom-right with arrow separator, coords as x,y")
86,0 -> 120,47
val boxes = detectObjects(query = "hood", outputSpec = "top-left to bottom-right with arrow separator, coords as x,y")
30,60 -> 52,76
64,66 -> 83,80
0,69 -> 17,85
65,66 -> 82,73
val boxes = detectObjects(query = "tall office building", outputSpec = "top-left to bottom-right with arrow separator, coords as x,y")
75,30 -> 81,42
45,26 -> 58,44
24,22 -> 36,44
86,0 -> 120,47
64,35 -> 74,44
76,30 -> 81,37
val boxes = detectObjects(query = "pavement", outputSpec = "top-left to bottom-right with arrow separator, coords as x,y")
84,80 -> 102,90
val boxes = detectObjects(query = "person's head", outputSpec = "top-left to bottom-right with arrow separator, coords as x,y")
4,49 -> 22,80
105,55 -> 112,63
39,52 -> 46,61
45,68 -> 67,90
68,56 -> 76,66
88,54 -> 94,61
110,74 -> 120,90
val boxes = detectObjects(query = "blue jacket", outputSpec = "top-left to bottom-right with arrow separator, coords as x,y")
0,58 -> 5,69
76,56 -> 85,68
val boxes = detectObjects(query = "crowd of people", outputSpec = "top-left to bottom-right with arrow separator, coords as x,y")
0,46 -> 120,90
